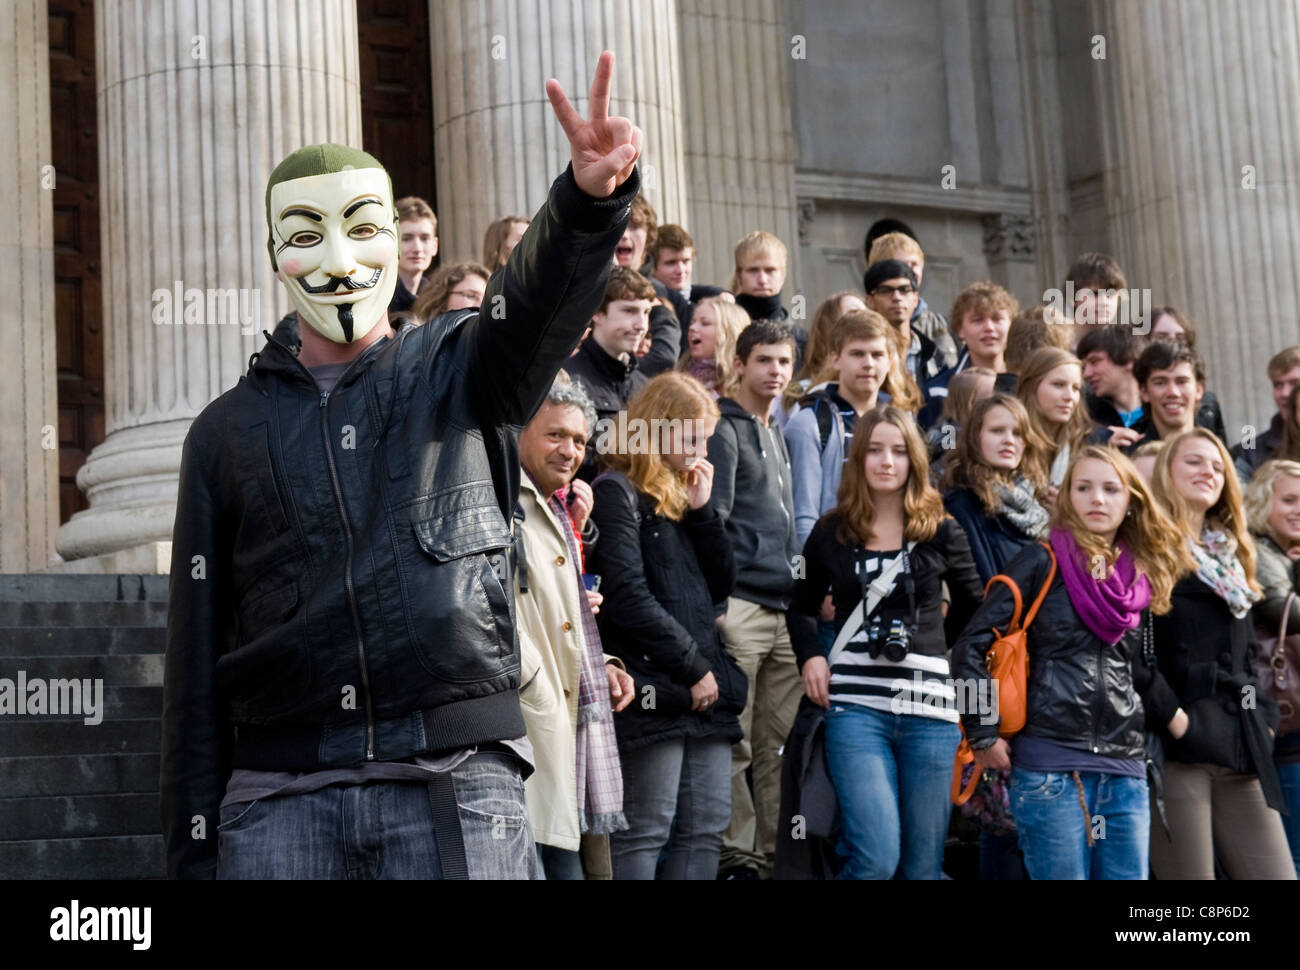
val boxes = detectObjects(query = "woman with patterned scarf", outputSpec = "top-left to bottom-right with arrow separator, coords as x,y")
941,393 -> 1050,879
1146,428 -> 1296,879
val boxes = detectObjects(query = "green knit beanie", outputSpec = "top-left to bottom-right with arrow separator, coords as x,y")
264,143 -> 393,269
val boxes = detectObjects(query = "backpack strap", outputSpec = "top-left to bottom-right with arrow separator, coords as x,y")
815,397 -> 835,454
591,470 -> 641,522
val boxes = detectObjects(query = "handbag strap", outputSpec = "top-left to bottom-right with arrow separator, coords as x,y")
1021,543 -> 1058,629
1279,592 -> 1295,645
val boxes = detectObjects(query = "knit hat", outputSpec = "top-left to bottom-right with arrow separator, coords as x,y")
863,259 -> 919,295
264,144 -> 393,269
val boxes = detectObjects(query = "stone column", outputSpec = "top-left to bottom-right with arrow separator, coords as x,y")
1096,0 -> 1300,438
55,0 -> 363,568
677,0 -> 799,291
0,1 -> 59,572
429,0 -> 688,263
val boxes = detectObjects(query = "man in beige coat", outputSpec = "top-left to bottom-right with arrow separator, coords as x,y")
516,374 -> 635,879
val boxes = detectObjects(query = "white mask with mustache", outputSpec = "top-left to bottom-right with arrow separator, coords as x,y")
269,168 -> 398,344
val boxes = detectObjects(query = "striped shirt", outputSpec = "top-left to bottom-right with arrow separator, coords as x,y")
827,548 -> 959,723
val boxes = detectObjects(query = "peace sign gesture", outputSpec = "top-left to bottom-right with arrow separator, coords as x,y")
546,51 -> 644,199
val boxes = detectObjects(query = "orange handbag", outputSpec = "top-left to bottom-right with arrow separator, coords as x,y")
951,544 -> 1057,805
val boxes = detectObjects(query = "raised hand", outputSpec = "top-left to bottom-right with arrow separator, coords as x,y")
546,51 -> 644,199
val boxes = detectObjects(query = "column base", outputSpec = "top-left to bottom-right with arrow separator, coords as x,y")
45,541 -> 173,575
54,419 -> 188,563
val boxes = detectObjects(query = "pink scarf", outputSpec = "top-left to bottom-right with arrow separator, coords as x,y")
1049,528 -> 1151,644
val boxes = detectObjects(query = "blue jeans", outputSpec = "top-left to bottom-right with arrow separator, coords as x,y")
536,843 -> 585,880
216,751 -> 537,879
1277,759 -> 1300,877
1009,768 -> 1149,880
822,705 -> 960,879
611,735 -> 732,880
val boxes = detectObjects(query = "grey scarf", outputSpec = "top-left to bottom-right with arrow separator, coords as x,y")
995,476 -> 1051,539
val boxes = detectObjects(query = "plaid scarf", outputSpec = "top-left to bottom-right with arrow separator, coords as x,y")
547,492 -> 627,835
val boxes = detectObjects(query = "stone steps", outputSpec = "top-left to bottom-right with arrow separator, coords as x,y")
0,575 -> 168,878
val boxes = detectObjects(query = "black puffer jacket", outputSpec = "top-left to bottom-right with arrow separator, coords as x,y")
589,472 -> 746,752
161,165 -> 638,879
951,542 -> 1159,759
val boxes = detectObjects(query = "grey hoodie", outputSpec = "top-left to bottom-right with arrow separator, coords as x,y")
707,396 -> 798,610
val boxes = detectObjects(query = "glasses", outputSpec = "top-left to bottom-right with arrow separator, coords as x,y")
872,284 -> 915,297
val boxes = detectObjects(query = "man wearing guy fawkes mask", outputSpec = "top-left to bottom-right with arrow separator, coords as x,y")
161,53 -> 645,880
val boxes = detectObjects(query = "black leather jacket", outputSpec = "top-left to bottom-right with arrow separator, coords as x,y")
160,165 -> 638,879
951,541 -> 1158,759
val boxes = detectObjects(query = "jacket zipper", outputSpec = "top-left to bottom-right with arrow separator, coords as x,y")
1090,638 -> 1105,754
320,387 -> 377,762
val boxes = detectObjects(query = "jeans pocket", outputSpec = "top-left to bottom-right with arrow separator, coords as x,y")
452,753 -> 534,878
217,798 -> 263,833
1013,769 -> 1068,799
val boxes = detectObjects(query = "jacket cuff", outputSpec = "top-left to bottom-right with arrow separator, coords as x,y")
550,164 -> 642,234
1143,678 -> 1182,730
603,654 -> 626,671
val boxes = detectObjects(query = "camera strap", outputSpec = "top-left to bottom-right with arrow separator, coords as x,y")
829,541 -> 917,667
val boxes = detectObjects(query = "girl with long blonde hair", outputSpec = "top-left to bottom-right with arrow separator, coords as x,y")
788,405 -> 983,879
1145,428 -> 1295,879
953,445 -> 1191,880
588,372 -> 749,880
677,296 -> 750,398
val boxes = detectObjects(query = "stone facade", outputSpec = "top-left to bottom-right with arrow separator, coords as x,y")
2,0 -> 1296,571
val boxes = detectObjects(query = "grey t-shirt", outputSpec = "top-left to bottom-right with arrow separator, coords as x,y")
307,361 -> 350,394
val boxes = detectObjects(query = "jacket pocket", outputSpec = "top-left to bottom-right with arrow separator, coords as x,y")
224,580 -> 311,720
403,487 -> 517,684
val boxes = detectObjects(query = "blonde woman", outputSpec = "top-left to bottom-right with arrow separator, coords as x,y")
954,446 -> 1192,879
1146,429 -> 1295,879
677,296 -> 750,397
1244,458 -> 1300,874
589,373 -> 748,880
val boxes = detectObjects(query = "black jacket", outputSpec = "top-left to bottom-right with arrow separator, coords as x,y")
640,276 -> 681,378
707,397 -> 798,610
787,515 -> 984,670
589,472 -> 746,751
1232,412 -> 1286,483
160,165 -> 638,879
951,542 -> 1161,759
942,488 -> 1038,586
565,334 -> 649,482
1148,573 -> 1284,808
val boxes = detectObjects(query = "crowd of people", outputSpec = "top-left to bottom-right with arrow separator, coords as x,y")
167,67 -> 1299,880
464,194 -> 1300,880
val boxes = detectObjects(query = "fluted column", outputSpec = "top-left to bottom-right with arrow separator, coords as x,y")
429,0 -> 688,262
55,0 -> 362,565
677,0 -> 798,290
1096,0 -> 1300,437
0,1 -> 59,572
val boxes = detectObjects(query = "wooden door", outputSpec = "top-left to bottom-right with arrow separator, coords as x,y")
48,0 -> 103,523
